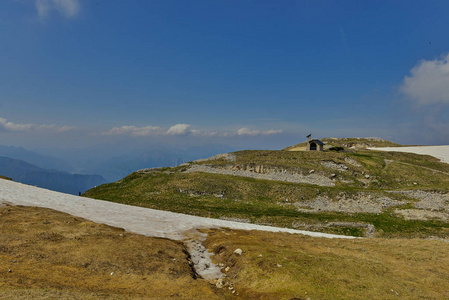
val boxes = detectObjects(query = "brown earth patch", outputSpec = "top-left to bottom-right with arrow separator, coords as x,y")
0,205 -> 226,299
203,228 -> 449,299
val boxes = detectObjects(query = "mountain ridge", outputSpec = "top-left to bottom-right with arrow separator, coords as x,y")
0,156 -> 106,194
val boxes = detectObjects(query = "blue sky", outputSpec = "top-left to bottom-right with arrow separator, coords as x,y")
1,0 -> 449,150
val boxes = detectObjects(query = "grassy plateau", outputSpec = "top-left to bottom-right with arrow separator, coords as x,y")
85,139 -> 449,239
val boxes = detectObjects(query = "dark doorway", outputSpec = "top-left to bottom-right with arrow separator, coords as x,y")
310,142 -> 317,150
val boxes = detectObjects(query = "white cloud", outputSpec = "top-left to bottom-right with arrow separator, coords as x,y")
102,124 -> 197,137
55,125 -> 74,132
400,53 -> 449,106
263,129 -> 283,135
237,128 -> 260,136
102,125 -> 162,137
99,123 -> 283,138
0,117 -> 74,133
36,0 -> 80,19
166,124 -> 192,136
237,128 -> 283,136
0,117 -> 32,131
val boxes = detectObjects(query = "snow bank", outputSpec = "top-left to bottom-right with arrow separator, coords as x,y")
0,178 -> 356,280
0,179 -> 356,240
369,145 -> 449,164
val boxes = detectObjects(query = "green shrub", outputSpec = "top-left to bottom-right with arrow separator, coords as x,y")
329,146 -> 345,152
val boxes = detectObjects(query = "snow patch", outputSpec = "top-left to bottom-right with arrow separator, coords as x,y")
369,145 -> 449,164
0,179 -> 357,280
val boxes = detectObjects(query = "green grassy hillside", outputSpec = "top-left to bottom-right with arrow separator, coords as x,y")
85,140 -> 449,239
284,137 -> 401,150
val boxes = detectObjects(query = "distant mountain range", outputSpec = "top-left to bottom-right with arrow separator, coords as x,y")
0,156 -> 107,195
0,142 -> 236,193
0,145 -> 73,172
76,144 -> 236,181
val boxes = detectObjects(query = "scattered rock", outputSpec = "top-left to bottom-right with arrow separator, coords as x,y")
321,161 -> 349,171
215,278 -> 225,288
184,165 -> 335,187
233,248 -> 243,255
295,193 -> 405,214
183,229 -> 223,281
384,159 -> 394,165
389,190 -> 449,212
345,157 -> 362,167
225,266 -> 231,272
365,175 -> 370,179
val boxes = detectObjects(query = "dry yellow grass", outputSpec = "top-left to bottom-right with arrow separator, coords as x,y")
203,229 -> 449,299
287,147 -> 306,151
0,205 -> 225,299
2,204 -> 449,299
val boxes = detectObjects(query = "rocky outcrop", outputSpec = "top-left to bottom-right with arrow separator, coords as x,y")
344,157 -> 361,167
184,164 -> 335,187
389,190 -> 449,221
182,229 -> 223,281
295,193 -> 405,214
321,161 -> 349,171
390,190 -> 449,211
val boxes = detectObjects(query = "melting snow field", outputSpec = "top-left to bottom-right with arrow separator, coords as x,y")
0,179 -> 353,240
369,145 -> 449,164
0,178 -> 354,280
